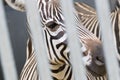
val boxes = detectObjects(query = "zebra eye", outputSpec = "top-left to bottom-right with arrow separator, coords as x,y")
46,21 -> 60,31
47,22 -> 58,29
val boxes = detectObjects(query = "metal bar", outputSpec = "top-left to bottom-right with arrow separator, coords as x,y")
60,0 -> 87,80
24,0 -> 52,80
95,0 -> 120,80
0,0 -> 18,80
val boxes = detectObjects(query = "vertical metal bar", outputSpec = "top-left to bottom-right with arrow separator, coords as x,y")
0,0 -> 18,80
60,0 -> 87,80
95,0 -> 120,80
25,0 -> 52,80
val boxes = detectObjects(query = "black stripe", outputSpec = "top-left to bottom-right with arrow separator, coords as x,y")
56,42 -> 70,64
46,29 -> 65,63
51,64 -> 66,73
114,13 -> 120,54
44,30 -> 52,59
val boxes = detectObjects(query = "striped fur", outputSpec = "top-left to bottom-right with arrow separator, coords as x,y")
5,0 -> 107,80
75,1 -> 120,60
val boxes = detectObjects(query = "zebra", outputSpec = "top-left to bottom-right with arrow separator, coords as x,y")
4,0 -> 107,80
74,0 -> 120,61
20,20 -> 107,80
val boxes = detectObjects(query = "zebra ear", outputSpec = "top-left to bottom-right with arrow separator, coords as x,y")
5,0 -> 25,12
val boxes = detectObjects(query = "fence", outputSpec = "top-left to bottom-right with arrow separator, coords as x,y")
0,0 -> 120,80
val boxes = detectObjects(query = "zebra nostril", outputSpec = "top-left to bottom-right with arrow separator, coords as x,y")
96,56 -> 103,62
95,56 -> 104,66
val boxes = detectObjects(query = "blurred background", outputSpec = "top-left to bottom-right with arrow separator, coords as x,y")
0,0 -> 117,80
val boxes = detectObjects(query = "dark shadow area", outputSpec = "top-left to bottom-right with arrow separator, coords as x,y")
0,5 -> 28,80
0,63 -> 4,80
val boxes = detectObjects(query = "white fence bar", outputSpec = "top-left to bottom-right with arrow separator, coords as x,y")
0,0 -> 18,80
95,0 -> 120,80
25,0 -> 52,80
60,0 -> 87,80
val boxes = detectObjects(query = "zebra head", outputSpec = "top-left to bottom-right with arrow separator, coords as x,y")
82,39 -> 106,76
44,19 -> 106,76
